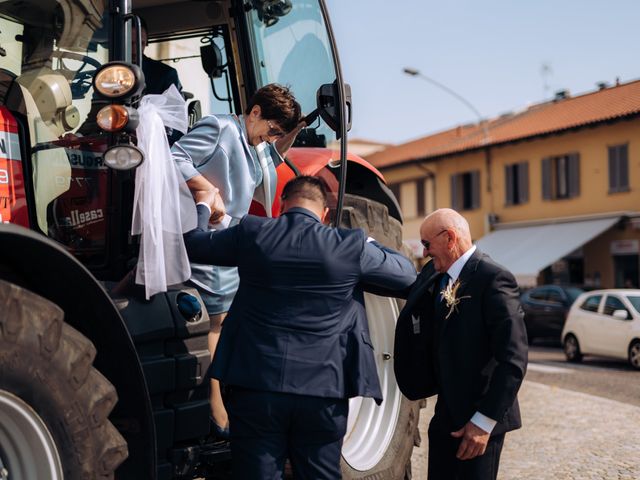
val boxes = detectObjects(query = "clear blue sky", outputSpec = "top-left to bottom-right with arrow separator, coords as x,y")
324,0 -> 640,144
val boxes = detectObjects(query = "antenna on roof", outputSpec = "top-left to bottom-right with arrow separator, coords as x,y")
540,62 -> 552,100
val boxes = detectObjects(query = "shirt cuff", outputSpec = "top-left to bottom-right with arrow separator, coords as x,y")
196,202 -> 211,214
470,411 -> 497,434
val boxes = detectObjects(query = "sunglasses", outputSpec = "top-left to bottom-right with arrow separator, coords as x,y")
421,229 -> 448,250
267,120 -> 285,138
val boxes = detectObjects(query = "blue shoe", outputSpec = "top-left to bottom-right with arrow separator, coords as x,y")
210,417 -> 230,440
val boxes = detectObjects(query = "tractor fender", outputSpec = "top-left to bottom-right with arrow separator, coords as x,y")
0,222 -> 155,479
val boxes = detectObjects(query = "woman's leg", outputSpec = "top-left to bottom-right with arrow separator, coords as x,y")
208,312 -> 228,429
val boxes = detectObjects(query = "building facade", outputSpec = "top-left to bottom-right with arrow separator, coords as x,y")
367,80 -> 640,288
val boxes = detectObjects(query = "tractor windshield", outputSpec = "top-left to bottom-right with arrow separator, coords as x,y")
0,0 -> 112,264
245,0 -> 339,146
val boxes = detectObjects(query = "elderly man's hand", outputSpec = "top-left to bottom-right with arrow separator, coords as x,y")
194,189 -> 226,224
451,421 -> 490,460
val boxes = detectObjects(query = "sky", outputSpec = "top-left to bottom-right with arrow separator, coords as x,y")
324,0 -> 640,145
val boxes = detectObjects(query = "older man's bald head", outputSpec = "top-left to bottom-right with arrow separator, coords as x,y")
419,208 -> 473,273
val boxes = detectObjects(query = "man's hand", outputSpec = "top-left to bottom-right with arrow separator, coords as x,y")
194,189 -> 226,224
451,421 -> 490,460
275,120 -> 306,156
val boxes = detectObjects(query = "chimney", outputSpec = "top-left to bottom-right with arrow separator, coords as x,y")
554,89 -> 570,101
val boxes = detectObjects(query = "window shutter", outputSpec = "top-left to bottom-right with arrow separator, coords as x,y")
505,165 -> 514,205
542,157 -> 552,200
450,174 -> 459,210
608,146 -> 618,191
568,153 -> 580,198
519,161 -> 529,203
416,179 -> 425,216
620,145 -> 629,189
471,170 -> 480,209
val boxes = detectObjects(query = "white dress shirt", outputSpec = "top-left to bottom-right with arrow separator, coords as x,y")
444,245 -> 497,434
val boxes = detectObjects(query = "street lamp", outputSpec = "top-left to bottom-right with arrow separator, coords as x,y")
403,67 -> 490,144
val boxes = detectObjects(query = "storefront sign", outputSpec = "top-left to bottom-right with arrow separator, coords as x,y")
610,239 -> 640,255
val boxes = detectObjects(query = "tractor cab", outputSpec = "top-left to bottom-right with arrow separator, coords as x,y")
0,1 -> 416,479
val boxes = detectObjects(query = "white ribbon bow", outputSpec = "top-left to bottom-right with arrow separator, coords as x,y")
132,85 -> 196,299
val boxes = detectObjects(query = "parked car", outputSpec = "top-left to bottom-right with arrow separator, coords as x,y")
520,285 -> 584,344
562,289 -> 640,369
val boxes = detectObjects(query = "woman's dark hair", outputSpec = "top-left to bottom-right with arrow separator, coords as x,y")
281,175 -> 328,208
245,84 -> 302,133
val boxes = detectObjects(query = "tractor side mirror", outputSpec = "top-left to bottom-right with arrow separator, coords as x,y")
200,44 -> 224,78
315,81 -> 352,138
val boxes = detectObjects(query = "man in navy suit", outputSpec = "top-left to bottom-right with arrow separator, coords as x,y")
184,176 -> 416,479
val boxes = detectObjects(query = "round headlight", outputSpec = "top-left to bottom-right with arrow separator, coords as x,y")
104,145 -> 144,170
94,64 -> 137,98
97,105 -> 130,132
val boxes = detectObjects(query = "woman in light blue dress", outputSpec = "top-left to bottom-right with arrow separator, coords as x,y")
172,84 -> 303,437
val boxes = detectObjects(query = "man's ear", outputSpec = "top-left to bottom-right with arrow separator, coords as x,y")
320,207 -> 330,223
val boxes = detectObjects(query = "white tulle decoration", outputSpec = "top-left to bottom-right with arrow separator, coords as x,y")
132,85 -> 196,299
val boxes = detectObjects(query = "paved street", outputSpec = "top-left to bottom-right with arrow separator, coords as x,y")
410,349 -> 640,479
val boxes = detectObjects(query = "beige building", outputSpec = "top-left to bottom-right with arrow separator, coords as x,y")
366,80 -> 640,288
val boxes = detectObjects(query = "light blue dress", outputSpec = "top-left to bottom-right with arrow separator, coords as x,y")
172,114 -> 281,313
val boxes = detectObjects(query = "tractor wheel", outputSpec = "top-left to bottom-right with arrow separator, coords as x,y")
339,194 -> 421,480
0,279 -> 128,480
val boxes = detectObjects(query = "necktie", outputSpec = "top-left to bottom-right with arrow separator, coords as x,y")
435,273 -> 450,307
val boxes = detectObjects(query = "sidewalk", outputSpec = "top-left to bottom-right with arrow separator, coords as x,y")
410,381 -> 640,479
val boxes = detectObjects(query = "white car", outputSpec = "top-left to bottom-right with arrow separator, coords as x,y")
561,289 -> 640,369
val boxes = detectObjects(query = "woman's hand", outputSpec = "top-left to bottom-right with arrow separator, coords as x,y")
275,120 -> 306,157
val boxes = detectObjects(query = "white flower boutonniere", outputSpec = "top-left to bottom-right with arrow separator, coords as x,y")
440,279 -> 471,319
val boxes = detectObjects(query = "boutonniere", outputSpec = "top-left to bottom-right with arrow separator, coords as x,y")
440,279 -> 471,319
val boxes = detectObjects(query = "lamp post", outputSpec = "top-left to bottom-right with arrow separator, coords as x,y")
403,67 -> 490,144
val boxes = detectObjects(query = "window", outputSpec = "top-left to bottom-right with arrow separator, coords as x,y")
627,296 -> 640,315
603,296 -> 630,319
451,170 -> 480,211
416,179 -> 426,217
580,295 -> 602,312
542,153 -> 580,200
546,289 -> 564,305
505,161 -> 529,206
608,144 -> 629,193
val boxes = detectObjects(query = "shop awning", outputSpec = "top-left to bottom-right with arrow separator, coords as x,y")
475,216 -> 620,286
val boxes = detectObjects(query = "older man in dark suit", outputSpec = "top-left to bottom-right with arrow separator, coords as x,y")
184,176 -> 416,479
394,208 -> 528,480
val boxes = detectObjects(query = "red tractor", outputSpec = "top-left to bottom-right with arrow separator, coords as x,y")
0,1 -> 420,478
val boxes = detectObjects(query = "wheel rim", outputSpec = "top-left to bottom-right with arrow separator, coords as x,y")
630,343 -> 640,368
342,294 -> 402,471
565,336 -> 577,359
0,390 -> 63,480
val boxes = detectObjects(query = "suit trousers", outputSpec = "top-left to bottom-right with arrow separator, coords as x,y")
427,400 -> 505,480
227,387 -> 348,479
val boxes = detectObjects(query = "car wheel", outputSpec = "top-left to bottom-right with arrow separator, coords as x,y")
628,340 -> 640,370
563,334 -> 583,363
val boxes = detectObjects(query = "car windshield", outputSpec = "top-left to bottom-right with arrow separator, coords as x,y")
627,296 -> 640,315
565,287 -> 585,303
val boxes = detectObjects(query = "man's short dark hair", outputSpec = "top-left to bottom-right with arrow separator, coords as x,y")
281,176 -> 328,208
245,84 -> 302,133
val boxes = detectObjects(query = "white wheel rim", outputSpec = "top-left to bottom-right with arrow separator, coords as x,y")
0,390 -> 63,480
342,294 -> 402,471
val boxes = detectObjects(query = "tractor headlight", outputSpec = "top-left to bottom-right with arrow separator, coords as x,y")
103,145 -> 144,170
96,104 -> 139,133
93,63 -> 143,100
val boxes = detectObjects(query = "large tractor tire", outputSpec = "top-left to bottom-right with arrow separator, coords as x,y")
339,195 -> 421,480
0,279 -> 128,480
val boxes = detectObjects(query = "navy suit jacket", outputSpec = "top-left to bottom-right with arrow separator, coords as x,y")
394,250 -> 528,434
184,206 -> 417,403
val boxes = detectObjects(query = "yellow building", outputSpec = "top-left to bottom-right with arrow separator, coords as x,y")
366,80 -> 640,288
